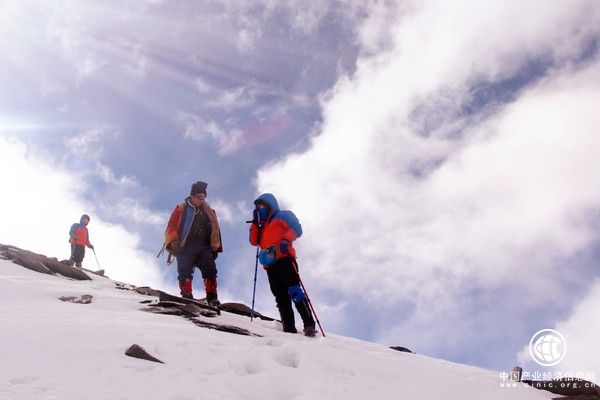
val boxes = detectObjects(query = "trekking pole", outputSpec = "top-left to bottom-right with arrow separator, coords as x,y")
92,248 -> 101,270
246,219 -> 263,322
250,245 -> 259,321
291,259 -> 325,337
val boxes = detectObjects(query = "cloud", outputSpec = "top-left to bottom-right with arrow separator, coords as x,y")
109,198 -> 168,226
255,0 -> 600,367
65,125 -> 119,157
194,77 -> 212,94
95,162 -> 138,187
76,55 -> 103,82
176,111 -> 244,154
553,278 -> 600,382
0,137 -> 171,291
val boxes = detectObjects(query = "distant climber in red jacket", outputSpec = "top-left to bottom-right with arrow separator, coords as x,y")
69,214 -> 94,268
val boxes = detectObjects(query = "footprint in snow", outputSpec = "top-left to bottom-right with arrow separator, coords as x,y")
228,356 -> 265,376
272,348 -> 300,368
8,376 -> 40,385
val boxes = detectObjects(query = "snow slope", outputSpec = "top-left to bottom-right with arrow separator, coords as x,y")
0,259 -> 553,400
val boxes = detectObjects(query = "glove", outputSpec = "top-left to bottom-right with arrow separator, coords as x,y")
212,251 -> 219,260
279,239 -> 290,254
252,209 -> 259,224
88,244 -> 95,250
169,239 -> 182,255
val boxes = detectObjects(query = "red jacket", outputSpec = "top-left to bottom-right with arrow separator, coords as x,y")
69,215 -> 92,247
249,193 -> 302,261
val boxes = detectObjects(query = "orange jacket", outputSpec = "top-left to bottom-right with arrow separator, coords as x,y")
69,215 -> 92,247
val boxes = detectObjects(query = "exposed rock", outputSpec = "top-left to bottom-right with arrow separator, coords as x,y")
59,295 -> 93,304
42,258 -> 92,280
135,286 -> 161,297
0,244 -> 91,281
115,282 -> 136,291
141,306 -> 185,316
139,300 -> 154,304
12,255 -> 55,275
187,317 -> 261,337
158,290 -> 220,315
219,302 -> 274,321
181,303 -> 218,318
125,344 -> 164,364
153,301 -> 187,308
141,302 -> 218,318
390,346 -> 414,353
79,266 -> 106,277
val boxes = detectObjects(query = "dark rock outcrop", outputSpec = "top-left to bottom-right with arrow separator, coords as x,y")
1,243 -> 91,281
187,318 -> 261,337
135,286 -> 162,297
390,346 -> 413,353
142,306 -> 186,316
125,344 -> 164,364
12,255 -> 55,275
141,300 -> 219,318
83,267 -> 105,277
158,290 -> 221,315
59,295 -> 94,304
182,303 -> 218,317
219,302 -> 274,321
42,257 -> 92,280
115,282 -> 136,291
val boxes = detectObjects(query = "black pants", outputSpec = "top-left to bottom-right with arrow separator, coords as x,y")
266,257 -> 314,332
176,246 -> 217,281
70,244 -> 85,267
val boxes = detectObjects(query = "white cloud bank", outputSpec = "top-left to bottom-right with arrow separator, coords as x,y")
255,0 -> 600,369
0,137 -> 172,291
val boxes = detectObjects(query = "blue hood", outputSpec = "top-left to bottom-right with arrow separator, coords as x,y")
254,193 -> 280,211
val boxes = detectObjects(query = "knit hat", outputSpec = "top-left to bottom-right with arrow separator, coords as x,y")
190,181 -> 208,196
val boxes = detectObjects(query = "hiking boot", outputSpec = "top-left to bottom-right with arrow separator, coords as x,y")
206,292 -> 219,307
283,325 -> 298,334
303,325 -> 317,337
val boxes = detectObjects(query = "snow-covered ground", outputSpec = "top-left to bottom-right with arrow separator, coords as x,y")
0,259 -> 553,400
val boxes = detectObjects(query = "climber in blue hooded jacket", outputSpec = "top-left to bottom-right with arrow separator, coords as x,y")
249,193 -> 316,337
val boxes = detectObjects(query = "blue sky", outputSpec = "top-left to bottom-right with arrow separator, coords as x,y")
1,0 -> 600,375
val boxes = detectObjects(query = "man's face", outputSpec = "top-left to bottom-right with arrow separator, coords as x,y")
190,193 -> 206,207
83,217 -> 90,226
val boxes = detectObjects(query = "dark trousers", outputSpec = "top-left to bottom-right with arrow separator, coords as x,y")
70,244 -> 85,267
266,257 -> 314,332
176,246 -> 217,282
